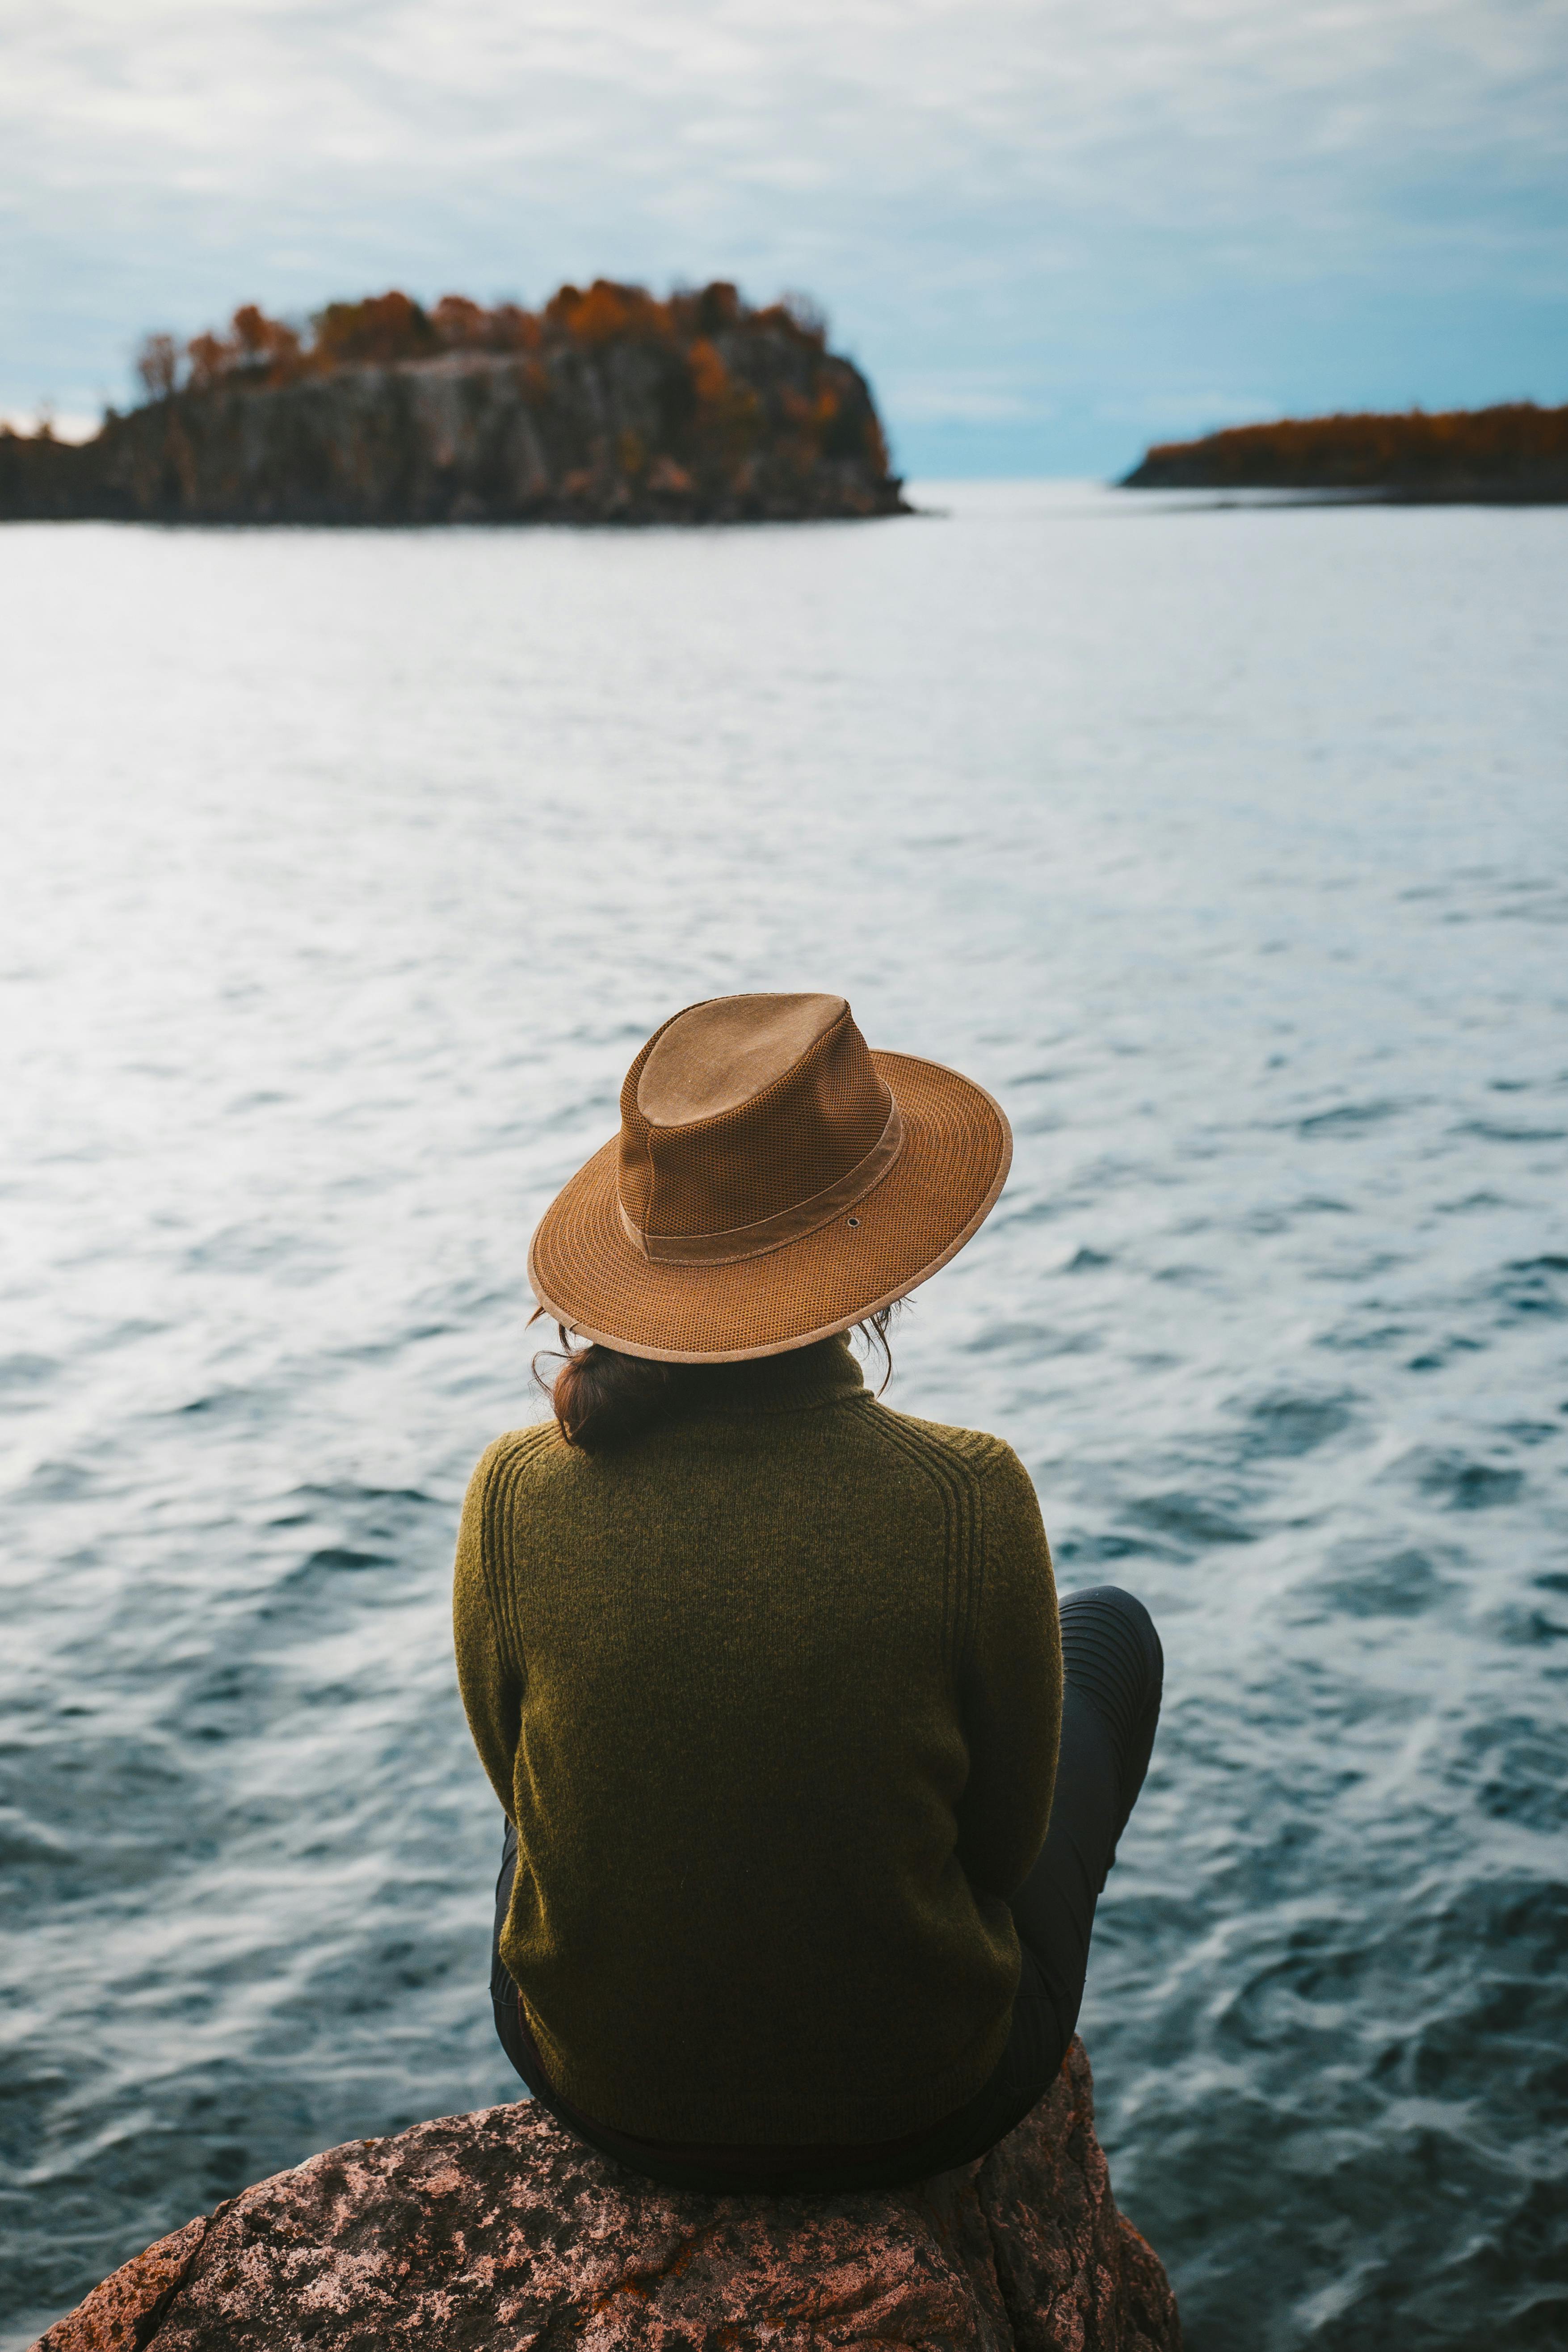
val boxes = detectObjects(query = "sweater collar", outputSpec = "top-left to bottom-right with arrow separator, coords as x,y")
673,1334 -> 867,1421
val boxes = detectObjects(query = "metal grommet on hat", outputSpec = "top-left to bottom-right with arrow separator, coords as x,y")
528,992 -> 1012,1363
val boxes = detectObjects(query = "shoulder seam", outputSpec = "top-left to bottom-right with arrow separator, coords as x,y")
971,1435 -> 1027,1487
479,1424 -> 557,1670
858,1405 -> 984,1681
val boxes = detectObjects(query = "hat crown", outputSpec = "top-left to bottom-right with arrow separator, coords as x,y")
637,993 -> 847,1126
618,994 -> 897,1256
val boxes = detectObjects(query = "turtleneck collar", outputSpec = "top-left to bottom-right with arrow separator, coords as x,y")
671,1334 -> 867,1421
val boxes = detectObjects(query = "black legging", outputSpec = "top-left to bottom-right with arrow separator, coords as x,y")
491,1584 -> 1162,2191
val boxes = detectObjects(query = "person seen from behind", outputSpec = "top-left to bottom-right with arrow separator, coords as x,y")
453,993 -> 1162,2189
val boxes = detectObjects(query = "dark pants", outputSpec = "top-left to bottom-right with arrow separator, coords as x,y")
491,1584 -> 1163,2191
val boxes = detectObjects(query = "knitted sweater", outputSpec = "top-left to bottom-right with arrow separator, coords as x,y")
451,1335 -> 1061,2146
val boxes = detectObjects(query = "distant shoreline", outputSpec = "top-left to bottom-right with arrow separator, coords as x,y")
1121,402 -> 1568,504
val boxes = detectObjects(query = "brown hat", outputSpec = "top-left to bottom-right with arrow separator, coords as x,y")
528,993 -> 1011,1362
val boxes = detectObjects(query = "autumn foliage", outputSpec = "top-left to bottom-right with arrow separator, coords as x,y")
1124,404 -> 1568,494
134,281 -> 828,401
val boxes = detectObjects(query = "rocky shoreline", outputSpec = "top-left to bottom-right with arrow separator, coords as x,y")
31,2037 -> 1179,2351
1122,400 -> 1568,502
0,282 -> 908,527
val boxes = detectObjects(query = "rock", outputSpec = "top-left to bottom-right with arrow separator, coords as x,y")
33,2038 -> 1178,2352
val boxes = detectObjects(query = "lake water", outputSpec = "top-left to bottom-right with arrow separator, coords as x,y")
1,484 -> 1565,2351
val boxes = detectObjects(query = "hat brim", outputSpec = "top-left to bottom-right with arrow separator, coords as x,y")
527,1051 -> 1012,1363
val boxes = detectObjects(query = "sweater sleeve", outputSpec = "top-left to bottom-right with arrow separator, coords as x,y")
452,1439 -> 525,1822
953,1443 -> 1062,1900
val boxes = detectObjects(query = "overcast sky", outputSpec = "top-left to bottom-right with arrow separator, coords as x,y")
4,0 -> 1566,473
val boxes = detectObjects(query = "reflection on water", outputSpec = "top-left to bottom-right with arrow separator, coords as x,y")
1,485 -> 1565,2351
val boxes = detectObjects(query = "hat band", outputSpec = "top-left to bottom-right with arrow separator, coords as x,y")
618,1096 -> 905,1267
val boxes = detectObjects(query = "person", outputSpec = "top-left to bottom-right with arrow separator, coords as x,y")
452,991 -> 1161,2192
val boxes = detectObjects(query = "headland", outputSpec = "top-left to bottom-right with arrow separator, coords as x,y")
0,282 -> 908,526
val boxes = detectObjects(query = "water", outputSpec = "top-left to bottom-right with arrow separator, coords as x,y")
1,484 -> 1564,2350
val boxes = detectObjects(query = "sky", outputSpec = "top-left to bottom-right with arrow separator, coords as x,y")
3,0 -> 1566,476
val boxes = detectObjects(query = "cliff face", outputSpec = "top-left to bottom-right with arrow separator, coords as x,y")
32,2037 -> 1179,2352
0,430 -> 93,521
0,284 -> 907,526
1122,401 -> 1568,501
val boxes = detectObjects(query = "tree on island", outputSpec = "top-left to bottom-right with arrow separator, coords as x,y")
133,282 -> 835,402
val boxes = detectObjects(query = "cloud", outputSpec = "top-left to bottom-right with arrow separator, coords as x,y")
4,0 -> 1565,470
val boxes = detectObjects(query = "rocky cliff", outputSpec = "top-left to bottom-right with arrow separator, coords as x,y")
1122,400 -> 1568,501
32,2037 -> 1178,2352
0,282 -> 907,526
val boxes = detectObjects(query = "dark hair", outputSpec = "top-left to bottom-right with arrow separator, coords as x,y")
534,1305 -> 899,1453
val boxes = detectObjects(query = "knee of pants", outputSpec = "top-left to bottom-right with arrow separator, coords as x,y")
1059,1585 -> 1164,1678
1059,1582 -> 1156,1631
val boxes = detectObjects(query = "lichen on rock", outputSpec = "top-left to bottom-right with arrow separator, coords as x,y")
33,2037 -> 1178,2351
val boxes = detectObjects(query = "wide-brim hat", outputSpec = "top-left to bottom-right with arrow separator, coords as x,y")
528,992 -> 1011,1363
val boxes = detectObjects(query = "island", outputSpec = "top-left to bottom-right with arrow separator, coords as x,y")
1121,401 -> 1568,502
0,282 -> 908,526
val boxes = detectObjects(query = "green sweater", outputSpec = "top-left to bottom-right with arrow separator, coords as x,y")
452,1335 -> 1061,2146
